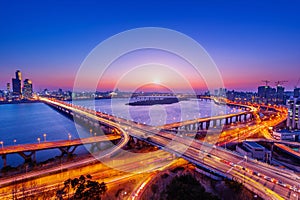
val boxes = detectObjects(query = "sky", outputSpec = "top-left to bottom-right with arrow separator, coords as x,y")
0,0 -> 299,92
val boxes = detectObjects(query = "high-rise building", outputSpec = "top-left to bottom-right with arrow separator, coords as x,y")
258,86 -> 266,98
276,85 -> 285,104
23,79 -> 33,98
6,83 -> 10,92
257,85 -> 279,104
286,97 -> 300,130
16,70 -> 21,80
294,88 -> 300,98
12,70 -> 22,96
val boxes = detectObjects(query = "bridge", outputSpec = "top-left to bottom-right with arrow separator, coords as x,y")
158,97 -> 256,132
159,112 -> 255,131
15,97 -> 299,199
0,135 -> 121,167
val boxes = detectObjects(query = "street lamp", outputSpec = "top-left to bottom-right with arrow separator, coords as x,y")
43,133 -> 47,142
37,137 -> 41,144
13,139 -> 16,146
0,141 -> 3,149
68,133 -> 71,141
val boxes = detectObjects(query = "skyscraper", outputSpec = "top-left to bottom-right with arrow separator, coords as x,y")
16,70 -> 21,80
286,97 -> 300,130
12,70 -> 22,96
6,83 -> 10,92
23,79 -> 33,99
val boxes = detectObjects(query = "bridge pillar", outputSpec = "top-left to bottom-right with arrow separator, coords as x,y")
213,120 -> 217,127
59,146 -> 78,157
206,121 -> 210,129
225,118 -> 229,125
199,122 -> 203,130
248,113 -> 252,120
2,154 -> 7,167
173,127 -> 179,133
184,125 -> 189,131
191,123 -> 196,131
18,151 -> 36,164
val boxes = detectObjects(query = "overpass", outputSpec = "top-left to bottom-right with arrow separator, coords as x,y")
39,97 -> 299,199
0,135 -> 121,167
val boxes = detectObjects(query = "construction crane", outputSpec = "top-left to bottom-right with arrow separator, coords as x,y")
262,80 -> 270,86
274,80 -> 288,87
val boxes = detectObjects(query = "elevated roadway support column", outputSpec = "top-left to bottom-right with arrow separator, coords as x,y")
1,154 -> 7,167
59,146 -> 78,157
197,122 -> 203,130
225,118 -> 229,125
18,151 -> 36,164
205,121 -> 210,130
213,120 -> 217,127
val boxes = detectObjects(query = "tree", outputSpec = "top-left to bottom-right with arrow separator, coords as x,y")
164,174 -> 219,200
56,174 -> 107,200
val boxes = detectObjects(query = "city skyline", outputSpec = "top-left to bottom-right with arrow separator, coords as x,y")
0,1 -> 299,91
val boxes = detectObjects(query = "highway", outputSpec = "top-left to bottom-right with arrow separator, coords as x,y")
0,134 -> 121,155
0,149 -> 177,199
37,97 -> 299,199
144,131 -> 299,200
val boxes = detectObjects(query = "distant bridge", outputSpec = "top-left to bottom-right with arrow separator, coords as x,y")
159,97 -> 256,131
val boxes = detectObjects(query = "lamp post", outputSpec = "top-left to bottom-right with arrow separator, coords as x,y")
0,141 -> 3,149
68,133 -> 71,141
37,137 -> 40,144
13,139 -> 16,146
43,133 -> 47,142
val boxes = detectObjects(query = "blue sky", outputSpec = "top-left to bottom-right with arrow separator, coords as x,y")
0,0 -> 299,91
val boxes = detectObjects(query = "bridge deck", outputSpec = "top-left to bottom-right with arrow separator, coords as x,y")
0,135 -> 121,155
159,111 -> 250,129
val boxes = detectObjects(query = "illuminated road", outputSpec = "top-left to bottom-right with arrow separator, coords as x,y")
144,131 -> 300,200
0,135 -> 121,155
38,98 -> 299,200
0,150 -> 176,199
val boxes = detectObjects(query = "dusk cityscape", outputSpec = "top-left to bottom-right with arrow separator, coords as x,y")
0,1 -> 300,200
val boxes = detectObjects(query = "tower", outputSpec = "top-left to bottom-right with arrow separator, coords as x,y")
23,79 -> 33,99
12,70 -> 22,96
